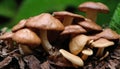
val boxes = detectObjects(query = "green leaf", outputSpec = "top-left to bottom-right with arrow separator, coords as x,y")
109,3 -> 120,34
96,0 -> 120,26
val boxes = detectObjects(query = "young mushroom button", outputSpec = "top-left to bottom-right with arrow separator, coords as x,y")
25,13 -> 64,54
53,11 -> 85,26
12,28 -> 41,55
78,2 -> 109,22
81,48 -> 93,61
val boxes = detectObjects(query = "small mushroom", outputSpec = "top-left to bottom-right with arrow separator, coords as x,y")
12,28 -> 41,55
53,11 -> 85,26
69,34 -> 89,55
78,2 -> 109,22
59,49 -> 84,67
78,20 -> 102,32
25,13 -> 64,54
12,19 -> 27,32
81,48 -> 93,61
91,38 -> 114,57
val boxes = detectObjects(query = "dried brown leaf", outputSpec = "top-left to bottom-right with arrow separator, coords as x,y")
18,58 -> 25,69
23,55 -> 41,69
40,61 -> 50,69
48,54 -> 73,67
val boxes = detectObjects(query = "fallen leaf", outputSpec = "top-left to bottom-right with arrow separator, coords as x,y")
23,55 -> 41,69
48,54 -> 73,67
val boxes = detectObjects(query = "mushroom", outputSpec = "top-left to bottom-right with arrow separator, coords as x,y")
78,2 -> 109,22
91,38 -> 114,57
59,49 -> 84,67
53,11 -> 85,26
81,48 -> 93,61
95,28 -> 119,40
25,13 -> 64,54
61,25 -> 87,37
12,19 -> 27,32
88,28 -> 119,41
69,34 -> 89,55
78,20 -> 102,32
12,28 -> 41,55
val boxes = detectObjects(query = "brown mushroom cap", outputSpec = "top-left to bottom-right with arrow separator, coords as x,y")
0,32 -> 13,40
69,35 -> 89,55
78,2 -> 109,13
12,19 -> 26,32
91,38 -> 114,48
53,11 -> 85,18
61,25 -> 87,35
96,28 -> 119,40
53,11 -> 85,25
81,48 -> 93,61
26,13 -> 64,31
12,28 -> 41,46
78,20 -> 102,31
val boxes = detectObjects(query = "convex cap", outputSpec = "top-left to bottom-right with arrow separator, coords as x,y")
78,2 -> 109,13
61,25 -> 87,35
96,28 -> 119,40
12,28 -> 41,46
26,13 -> 64,31
53,11 -> 85,20
78,20 -> 102,31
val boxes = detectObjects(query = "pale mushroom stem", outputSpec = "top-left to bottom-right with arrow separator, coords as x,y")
81,55 -> 88,61
63,16 -> 74,26
86,10 -> 97,22
96,47 -> 104,57
19,44 -> 33,55
39,30 -> 52,54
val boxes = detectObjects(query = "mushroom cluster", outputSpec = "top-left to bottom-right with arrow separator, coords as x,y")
0,1 -> 119,68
